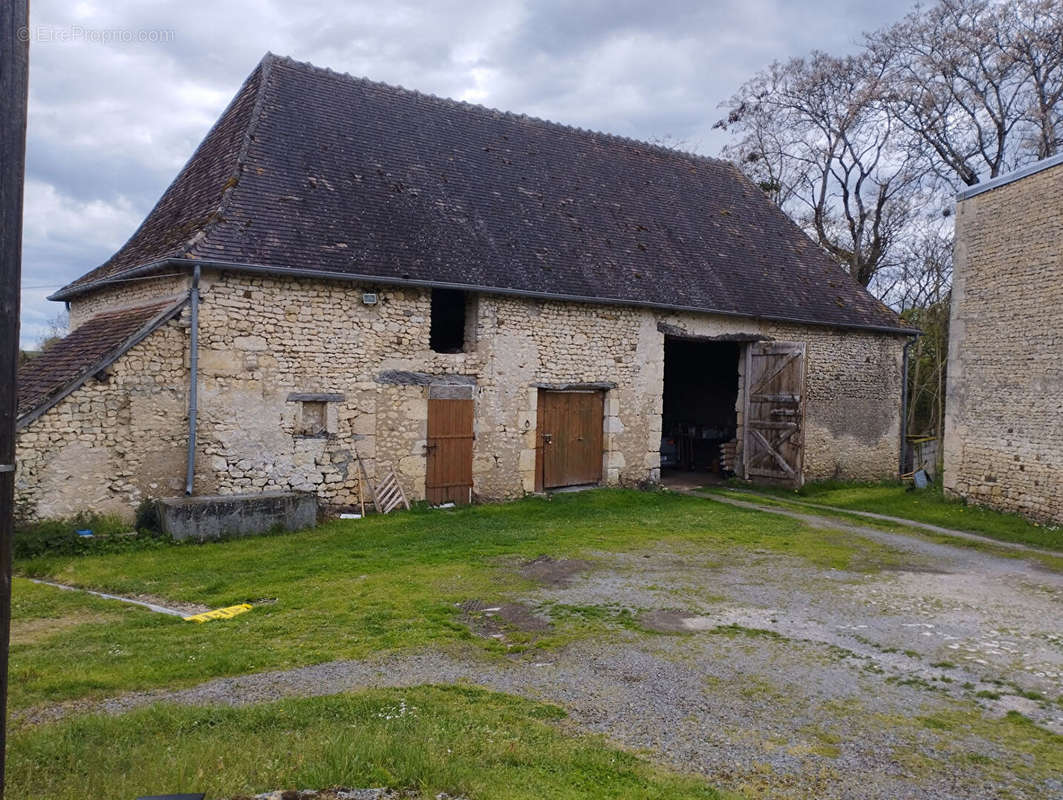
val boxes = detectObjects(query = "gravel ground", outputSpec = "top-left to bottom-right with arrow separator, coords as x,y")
25,497 -> 1063,799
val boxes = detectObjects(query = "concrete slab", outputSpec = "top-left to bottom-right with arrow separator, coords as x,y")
157,491 -> 317,541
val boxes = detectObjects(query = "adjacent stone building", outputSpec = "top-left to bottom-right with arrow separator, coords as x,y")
944,154 -> 1063,523
15,54 -> 912,521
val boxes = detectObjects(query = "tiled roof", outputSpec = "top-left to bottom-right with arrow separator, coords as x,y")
55,54 -> 906,333
17,300 -> 184,424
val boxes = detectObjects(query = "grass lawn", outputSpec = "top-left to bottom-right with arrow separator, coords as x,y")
10,487 -> 1062,800
11,489 -> 908,714
719,481 -> 1063,553
9,686 -> 731,800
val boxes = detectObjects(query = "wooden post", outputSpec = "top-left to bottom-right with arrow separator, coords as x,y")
0,2 -> 29,796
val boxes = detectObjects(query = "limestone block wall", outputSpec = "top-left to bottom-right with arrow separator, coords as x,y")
16,266 -> 906,519
14,315 -> 192,521
67,274 -> 192,331
658,313 -> 904,482
945,161 -> 1063,523
191,273 -> 660,505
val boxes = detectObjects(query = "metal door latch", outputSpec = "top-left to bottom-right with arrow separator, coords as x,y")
0,464 -> 14,473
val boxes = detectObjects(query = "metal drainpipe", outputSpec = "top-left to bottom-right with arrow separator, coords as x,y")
184,265 -> 201,495
899,333 -> 920,478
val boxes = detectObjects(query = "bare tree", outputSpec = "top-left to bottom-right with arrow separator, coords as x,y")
34,310 -> 68,352
716,52 -> 917,287
874,0 -> 1063,187
1011,0 -> 1063,159
715,0 -> 1063,445
876,215 -> 954,311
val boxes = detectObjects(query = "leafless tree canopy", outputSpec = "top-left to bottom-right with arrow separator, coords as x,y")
877,0 -> 1063,188
717,0 -> 1063,293
716,52 -> 918,287
715,0 -> 1062,437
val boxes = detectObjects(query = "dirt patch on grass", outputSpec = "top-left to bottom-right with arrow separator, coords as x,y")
11,612 -> 120,645
519,556 -> 592,587
459,599 -> 552,640
637,609 -> 699,633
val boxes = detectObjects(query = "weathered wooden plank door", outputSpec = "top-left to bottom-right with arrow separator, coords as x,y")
743,342 -> 806,486
426,397 -> 474,505
538,390 -> 604,489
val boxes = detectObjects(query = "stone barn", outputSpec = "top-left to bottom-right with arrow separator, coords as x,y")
945,154 -> 1063,523
15,54 -> 912,521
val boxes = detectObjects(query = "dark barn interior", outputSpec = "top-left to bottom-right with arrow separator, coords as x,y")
661,338 -> 740,479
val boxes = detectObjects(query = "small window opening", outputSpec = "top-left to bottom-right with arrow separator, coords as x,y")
430,288 -> 468,353
300,401 -> 327,436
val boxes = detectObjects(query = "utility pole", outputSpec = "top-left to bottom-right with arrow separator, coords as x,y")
0,2 -> 30,796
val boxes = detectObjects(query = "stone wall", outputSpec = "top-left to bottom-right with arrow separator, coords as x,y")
14,314 -> 191,521
68,274 -> 191,331
944,161 -> 1063,523
190,273 -> 661,505
16,268 -> 906,519
658,313 -> 904,482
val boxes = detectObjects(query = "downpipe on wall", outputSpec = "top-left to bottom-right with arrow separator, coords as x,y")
185,265 -> 201,495
899,333 -> 921,478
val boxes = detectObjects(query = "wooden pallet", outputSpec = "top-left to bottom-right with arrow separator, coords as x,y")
354,451 -> 410,514
372,468 -> 410,514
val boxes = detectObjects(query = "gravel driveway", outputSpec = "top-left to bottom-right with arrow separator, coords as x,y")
27,495 -> 1063,800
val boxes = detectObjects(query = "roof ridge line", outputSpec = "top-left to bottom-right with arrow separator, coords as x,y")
52,58 -> 270,298
186,55 -> 274,259
264,52 -> 729,169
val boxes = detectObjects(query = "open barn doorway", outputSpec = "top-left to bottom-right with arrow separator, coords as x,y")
660,337 -> 741,489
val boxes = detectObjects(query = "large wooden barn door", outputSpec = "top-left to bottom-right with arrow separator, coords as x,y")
426,397 -> 474,505
538,390 -> 604,489
743,342 -> 806,486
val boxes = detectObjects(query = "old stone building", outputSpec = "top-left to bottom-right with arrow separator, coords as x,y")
944,154 -> 1063,523
16,54 -> 912,521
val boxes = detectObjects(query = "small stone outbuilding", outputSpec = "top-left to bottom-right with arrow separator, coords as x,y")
945,154 -> 1063,523
16,54 -> 912,521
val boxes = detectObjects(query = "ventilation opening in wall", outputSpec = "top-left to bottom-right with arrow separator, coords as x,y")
661,338 -> 740,485
430,288 -> 471,353
300,400 -> 327,436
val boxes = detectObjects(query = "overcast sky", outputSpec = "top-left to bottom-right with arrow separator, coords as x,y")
18,0 -> 914,347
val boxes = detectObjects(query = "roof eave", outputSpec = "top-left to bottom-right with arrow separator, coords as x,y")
50,256 -> 914,335
956,152 -> 1063,201
110,257 -> 915,336
16,298 -> 189,429
48,259 -> 185,302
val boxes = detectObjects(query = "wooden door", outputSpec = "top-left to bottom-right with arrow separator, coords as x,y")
538,390 -> 604,489
743,342 -> 806,486
426,397 -> 474,505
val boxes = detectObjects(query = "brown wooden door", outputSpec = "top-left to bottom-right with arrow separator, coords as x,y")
426,397 -> 474,504
743,342 -> 806,486
538,390 -> 604,489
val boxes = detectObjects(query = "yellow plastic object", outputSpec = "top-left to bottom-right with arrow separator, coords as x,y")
183,603 -> 253,623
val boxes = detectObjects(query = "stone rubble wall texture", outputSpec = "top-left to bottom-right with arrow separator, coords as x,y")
945,162 -> 1063,524
16,269 -> 905,520
14,316 -> 192,521
659,312 -> 904,482
67,274 -> 192,331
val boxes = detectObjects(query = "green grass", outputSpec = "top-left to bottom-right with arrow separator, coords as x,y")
8,686 -> 730,800
718,480 -> 1063,553
901,709 -> 1063,787
13,511 -> 148,558
12,489 -> 910,712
